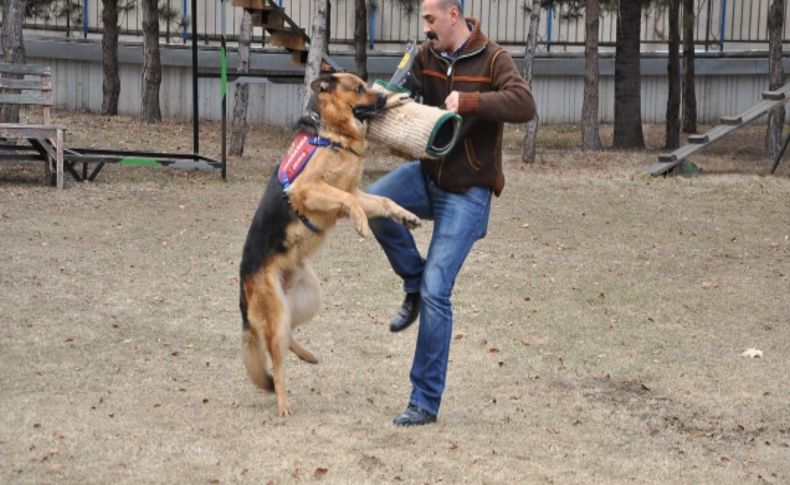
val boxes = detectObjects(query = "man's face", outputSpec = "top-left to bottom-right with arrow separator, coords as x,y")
422,0 -> 459,52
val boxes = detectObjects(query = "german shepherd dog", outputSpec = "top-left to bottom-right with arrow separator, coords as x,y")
239,73 -> 420,416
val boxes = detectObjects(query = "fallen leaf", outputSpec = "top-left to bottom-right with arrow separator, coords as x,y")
314,467 -> 328,479
741,348 -> 763,358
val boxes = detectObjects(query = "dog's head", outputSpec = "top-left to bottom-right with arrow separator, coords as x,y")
310,73 -> 387,130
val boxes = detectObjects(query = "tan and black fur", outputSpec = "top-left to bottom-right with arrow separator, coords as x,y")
239,73 -> 420,416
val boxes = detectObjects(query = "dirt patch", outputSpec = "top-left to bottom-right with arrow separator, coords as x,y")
582,375 -> 781,448
1,111 -> 788,484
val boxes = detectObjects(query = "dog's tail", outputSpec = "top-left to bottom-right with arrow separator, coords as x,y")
242,328 -> 274,391
240,283 -> 274,392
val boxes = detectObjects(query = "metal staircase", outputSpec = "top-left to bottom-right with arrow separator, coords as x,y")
232,0 -> 342,71
647,81 -> 790,176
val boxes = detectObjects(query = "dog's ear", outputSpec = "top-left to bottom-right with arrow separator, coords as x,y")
310,75 -> 337,94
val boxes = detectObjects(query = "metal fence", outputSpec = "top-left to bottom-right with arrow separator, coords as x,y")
9,0 -> 790,51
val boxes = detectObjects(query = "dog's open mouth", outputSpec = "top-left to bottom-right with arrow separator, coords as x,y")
352,94 -> 387,121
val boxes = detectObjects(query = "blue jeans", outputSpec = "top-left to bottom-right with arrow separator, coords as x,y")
367,161 -> 492,415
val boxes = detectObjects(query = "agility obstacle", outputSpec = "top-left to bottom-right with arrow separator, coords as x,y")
647,81 -> 790,176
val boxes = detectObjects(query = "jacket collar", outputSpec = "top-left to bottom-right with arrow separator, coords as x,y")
428,17 -> 487,61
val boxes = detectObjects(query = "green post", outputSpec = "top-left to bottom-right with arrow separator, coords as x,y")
220,0 -> 228,180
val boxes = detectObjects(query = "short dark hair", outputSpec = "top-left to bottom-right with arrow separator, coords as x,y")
439,0 -> 463,13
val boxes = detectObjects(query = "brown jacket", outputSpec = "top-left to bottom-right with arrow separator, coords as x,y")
413,18 -> 536,196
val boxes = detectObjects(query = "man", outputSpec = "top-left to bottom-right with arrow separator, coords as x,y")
368,0 -> 536,426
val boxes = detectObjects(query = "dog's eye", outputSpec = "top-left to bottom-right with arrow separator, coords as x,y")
355,85 -> 364,94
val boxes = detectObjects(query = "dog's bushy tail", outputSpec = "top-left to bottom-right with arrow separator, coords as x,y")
240,285 -> 274,392
242,328 -> 274,391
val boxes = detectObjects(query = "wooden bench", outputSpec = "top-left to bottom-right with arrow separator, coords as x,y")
0,63 -> 64,188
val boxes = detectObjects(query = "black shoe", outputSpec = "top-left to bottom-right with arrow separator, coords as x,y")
393,404 -> 437,427
389,292 -> 420,333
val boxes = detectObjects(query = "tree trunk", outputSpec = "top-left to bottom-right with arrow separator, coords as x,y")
581,0 -> 602,151
681,0 -> 697,133
520,0 -> 541,164
354,0 -> 368,81
141,0 -> 162,123
303,0 -> 328,115
613,0 -> 645,149
665,0 -> 681,149
230,9 -> 254,156
101,0 -> 121,115
1,0 -> 28,123
766,0 -> 785,160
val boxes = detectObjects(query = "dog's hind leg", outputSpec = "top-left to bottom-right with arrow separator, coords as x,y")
286,264 -> 321,364
266,280 -> 293,416
289,338 -> 318,364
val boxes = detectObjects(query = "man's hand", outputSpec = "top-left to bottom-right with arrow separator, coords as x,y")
444,91 -> 460,112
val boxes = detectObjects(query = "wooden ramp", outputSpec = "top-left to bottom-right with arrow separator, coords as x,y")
646,82 -> 790,176
232,0 -> 342,71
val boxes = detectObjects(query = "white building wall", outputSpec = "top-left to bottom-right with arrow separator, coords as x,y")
30,55 -> 783,126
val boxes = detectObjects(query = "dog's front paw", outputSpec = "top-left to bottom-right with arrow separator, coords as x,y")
355,219 -> 372,238
385,92 -> 411,109
397,211 -> 421,230
351,206 -> 371,238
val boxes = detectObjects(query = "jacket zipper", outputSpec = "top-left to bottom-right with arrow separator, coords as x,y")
440,58 -> 453,184
428,44 -> 486,186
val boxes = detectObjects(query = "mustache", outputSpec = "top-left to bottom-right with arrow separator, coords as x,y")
426,31 -> 438,40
